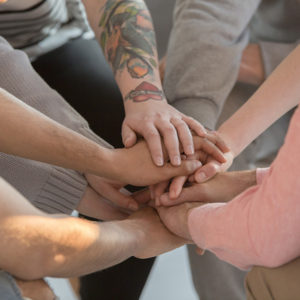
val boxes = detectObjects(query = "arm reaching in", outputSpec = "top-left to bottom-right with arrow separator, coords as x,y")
82,0 -> 207,167
218,45 -> 300,157
0,178 -> 184,280
0,88 -> 210,187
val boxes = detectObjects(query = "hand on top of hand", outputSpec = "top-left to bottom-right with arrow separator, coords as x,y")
122,100 -> 208,167
110,134 -> 229,187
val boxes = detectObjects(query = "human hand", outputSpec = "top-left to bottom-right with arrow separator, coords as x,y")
82,174 -> 138,216
111,139 -> 206,186
77,185 -> 129,221
158,170 -> 257,207
15,278 -> 55,300
129,207 -> 186,259
151,132 -> 232,202
157,202 -> 202,240
122,100 -> 207,166
238,43 -> 265,86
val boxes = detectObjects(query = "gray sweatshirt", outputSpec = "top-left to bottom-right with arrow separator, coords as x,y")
0,37 -> 111,214
164,0 -> 300,130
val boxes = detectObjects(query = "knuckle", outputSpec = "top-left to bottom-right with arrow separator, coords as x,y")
144,128 -> 158,138
163,125 -> 176,135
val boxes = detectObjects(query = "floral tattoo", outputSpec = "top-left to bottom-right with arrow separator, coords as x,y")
99,0 -> 158,78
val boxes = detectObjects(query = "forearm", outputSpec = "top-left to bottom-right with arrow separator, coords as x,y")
0,88 -> 117,178
219,45 -> 300,156
1,215 -> 142,280
0,179 -> 141,279
83,0 -> 164,107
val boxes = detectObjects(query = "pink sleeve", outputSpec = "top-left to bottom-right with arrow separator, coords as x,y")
256,167 -> 270,185
188,107 -> 300,270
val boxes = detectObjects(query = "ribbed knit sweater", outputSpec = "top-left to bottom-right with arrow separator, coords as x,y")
0,36 -> 112,214
165,0 -> 300,130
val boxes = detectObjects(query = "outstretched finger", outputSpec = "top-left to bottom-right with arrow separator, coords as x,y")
205,131 -> 230,153
183,116 -> 207,137
193,137 -> 226,163
157,120 -> 181,166
168,176 -> 188,200
171,118 -> 194,156
142,123 -> 164,166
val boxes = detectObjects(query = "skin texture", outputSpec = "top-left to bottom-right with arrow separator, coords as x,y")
157,170 -> 257,240
0,178 -> 185,281
82,0 -> 209,167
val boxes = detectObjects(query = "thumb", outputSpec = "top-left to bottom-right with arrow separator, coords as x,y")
174,159 -> 202,177
160,185 -> 200,207
122,124 -> 137,148
194,160 -> 221,183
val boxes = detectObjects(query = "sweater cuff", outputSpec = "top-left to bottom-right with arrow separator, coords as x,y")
172,98 -> 219,130
259,41 -> 298,78
187,203 -> 226,249
256,167 -> 270,185
35,167 -> 87,215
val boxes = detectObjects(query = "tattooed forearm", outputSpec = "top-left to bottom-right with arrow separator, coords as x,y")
99,0 -> 158,79
125,81 -> 163,102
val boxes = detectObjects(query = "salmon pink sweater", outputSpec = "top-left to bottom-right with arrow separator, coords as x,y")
188,106 -> 300,270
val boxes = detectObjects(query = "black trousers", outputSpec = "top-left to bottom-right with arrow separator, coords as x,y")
32,38 -> 155,300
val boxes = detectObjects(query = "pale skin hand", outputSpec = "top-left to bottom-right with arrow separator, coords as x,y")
159,170 -> 257,207
151,132 -> 232,203
110,136 -> 228,187
238,43 -> 265,86
76,185 -> 129,220
84,174 -> 139,212
83,0 -> 207,167
157,170 -> 257,244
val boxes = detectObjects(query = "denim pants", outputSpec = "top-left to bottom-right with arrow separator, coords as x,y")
0,270 -> 23,300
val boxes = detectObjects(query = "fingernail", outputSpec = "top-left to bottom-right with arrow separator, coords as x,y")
186,145 -> 194,155
196,172 -> 207,182
173,156 -> 181,166
156,157 -> 164,166
129,203 -> 139,211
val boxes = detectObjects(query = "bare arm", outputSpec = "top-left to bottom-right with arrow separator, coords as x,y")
0,88 -> 208,186
218,45 -> 300,157
0,178 -> 184,280
82,0 -> 207,167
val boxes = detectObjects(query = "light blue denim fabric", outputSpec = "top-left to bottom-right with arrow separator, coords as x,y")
0,270 -> 23,300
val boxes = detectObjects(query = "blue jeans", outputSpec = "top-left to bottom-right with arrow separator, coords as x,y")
0,270 -> 23,300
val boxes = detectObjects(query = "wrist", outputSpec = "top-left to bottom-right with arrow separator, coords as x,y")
118,219 -> 145,256
85,146 -> 116,179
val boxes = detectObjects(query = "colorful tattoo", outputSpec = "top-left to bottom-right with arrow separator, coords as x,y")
99,0 -> 157,78
125,81 -> 164,102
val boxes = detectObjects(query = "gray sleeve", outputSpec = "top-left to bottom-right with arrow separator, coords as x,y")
164,0 -> 261,130
0,36 -> 112,214
259,40 -> 300,77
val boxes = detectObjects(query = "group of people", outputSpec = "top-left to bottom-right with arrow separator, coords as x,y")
0,0 -> 299,299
